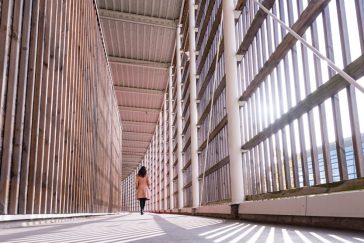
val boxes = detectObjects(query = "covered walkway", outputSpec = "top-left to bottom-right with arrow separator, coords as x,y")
1,213 -> 363,243
1,0 -> 364,241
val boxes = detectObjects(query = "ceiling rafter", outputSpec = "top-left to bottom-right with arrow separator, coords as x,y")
122,120 -> 156,127
118,105 -> 160,113
109,56 -> 169,70
114,85 -> 164,96
98,9 -> 178,29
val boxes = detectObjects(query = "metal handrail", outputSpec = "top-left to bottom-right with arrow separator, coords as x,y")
255,0 -> 364,94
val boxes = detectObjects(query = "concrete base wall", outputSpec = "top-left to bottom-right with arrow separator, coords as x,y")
155,190 -> 364,231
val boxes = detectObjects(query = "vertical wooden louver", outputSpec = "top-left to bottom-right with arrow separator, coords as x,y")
0,0 -> 122,215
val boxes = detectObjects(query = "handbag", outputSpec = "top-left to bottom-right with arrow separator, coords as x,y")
144,187 -> 151,200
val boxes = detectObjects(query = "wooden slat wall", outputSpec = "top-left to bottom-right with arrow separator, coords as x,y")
0,0 -> 122,215
237,0 -> 364,196
195,0 -> 231,205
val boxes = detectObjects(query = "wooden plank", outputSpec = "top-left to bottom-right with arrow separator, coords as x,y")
196,0 -> 207,27
285,0 -> 301,188
356,0 -> 364,52
276,0 -> 292,190
18,0 -> 41,214
74,0 -> 84,212
9,0 -> 32,215
336,0 -> 364,178
197,76 -> 226,125
198,156 -> 229,180
63,0 -> 76,213
322,6 -> 347,181
0,0 -> 14,167
42,0 -> 59,213
27,0 -> 47,214
199,116 -> 227,159
0,0 -> 24,215
57,0 -> 72,213
239,0 -> 331,102
197,4 -> 222,71
52,0 -> 68,213
196,1 -> 216,50
237,0 -> 275,56
236,0 -> 247,11
197,40 -> 224,100
300,31 -> 320,185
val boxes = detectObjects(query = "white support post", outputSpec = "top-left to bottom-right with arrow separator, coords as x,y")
176,26 -> 184,210
129,176 -> 131,211
222,0 -> 245,204
168,66 -> 174,209
127,177 -> 130,212
153,136 -> 156,211
148,146 -> 152,211
146,152 -> 150,211
134,171 -> 137,211
154,132 -> 158,211
159,113 -> 163,211
188,0 -> 200,209
126,178 -> 129,211
151,145 -> 154,211
163,94 -> 168,210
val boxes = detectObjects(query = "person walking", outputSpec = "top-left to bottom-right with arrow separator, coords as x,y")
136,166 -> 150,215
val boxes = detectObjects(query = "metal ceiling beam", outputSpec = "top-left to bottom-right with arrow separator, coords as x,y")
98,9 -> 177,29
123,160 -> 142,163
114,85 -> 164,96
122,131 -> 153,136
122,161 -> 140,164
123,150 -> 145,156
122,120 -> 156,126
99,9 -> 177,30
123,145 -> 147,148
118,105 -> 160,113
123,159 -> 143,163
123,139 -> 150,143
123,152 -> 145,155
123,149 -> 145,153
109,56 -> 169,70
122,136 -> 152,142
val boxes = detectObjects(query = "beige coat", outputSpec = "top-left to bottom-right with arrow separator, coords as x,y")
136,175 -> 150,199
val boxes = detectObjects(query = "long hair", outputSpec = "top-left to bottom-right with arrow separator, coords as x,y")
138,166 -> 147,177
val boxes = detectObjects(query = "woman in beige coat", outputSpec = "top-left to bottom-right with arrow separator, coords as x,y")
136,166 -> 150,215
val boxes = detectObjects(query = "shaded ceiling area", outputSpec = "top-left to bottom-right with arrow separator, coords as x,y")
96,0 -> 182,179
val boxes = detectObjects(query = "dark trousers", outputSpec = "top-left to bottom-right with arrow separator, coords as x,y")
139,198 -> 146,212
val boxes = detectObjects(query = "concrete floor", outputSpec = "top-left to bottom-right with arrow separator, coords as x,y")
0,213 -> 363,243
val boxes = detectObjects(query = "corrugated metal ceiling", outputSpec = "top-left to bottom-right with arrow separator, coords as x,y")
96,0 -> 182,179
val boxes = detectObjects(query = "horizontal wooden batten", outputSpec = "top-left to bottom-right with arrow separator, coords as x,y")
114,86 -> 164,96
198,156 -> 230,179
182,159 -> 192,172
198,115 -> 228,152
197,76 -> 226,125
197,42 -> 224,100
236,0 -> 275,56
118,105 -> 160,113
235,0 -> 248,11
